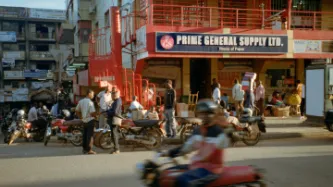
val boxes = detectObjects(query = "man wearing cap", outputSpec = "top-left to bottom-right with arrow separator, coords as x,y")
164,80 -> 177,138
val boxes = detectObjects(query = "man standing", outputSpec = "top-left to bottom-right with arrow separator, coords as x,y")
255,80 -> 265,116
96,86 -> 112,129
107,90 -> 122,154
164,80 -> 177,138
76,89 -> 97,155
212,83 -> 221,105
232,79 -> 244,117
28,102 -> 38,122
297,80 -> 306,119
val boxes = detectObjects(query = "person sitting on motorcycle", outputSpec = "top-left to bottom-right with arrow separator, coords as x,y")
161,99 -> 231,187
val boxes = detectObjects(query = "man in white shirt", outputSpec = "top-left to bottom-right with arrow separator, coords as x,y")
212,83 -> 221,104
96,86 -> 112,129
76,89 -> 97,155
28,103 -> 38,122
129,96 -> 143,111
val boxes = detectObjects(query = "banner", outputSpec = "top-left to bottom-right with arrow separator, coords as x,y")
156,32 -> 288,54
0,7 -> 27,18
0,31 -> 16,42
294,40 -> 322,53
29,8 -> 66,20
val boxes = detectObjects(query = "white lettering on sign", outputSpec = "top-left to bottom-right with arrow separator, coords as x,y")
94,76 -> 115,82
175,34 -> 284,47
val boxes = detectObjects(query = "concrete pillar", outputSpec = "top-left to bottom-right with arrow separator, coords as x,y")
0,21 -> 3,89
182,58 -> 190,96
211,58 -> 218,81
25,21 -> 30,68
296,59 -> 305,83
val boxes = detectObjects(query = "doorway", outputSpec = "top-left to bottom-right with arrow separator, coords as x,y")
190,59 -> 211,99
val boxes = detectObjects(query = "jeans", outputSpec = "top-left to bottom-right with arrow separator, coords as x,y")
82,120 -> 95,152
175,168 -> 218,187
110,125 -> 120,151
99,108 -> 107,129
164,108 -> 176,137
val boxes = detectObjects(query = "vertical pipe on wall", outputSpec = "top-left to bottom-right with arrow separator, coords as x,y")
288,0 -> 292,29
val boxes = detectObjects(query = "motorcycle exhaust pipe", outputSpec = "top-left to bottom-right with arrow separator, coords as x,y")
125,135 -> 156,145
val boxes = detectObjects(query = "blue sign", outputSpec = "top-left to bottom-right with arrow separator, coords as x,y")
24,70 -> 48,78
0,31 -> 17,42
156,32 -> 288,54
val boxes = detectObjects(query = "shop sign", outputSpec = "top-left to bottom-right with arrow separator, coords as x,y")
2,58 -> 15,68
24,70 -> 48,78
0,31 -> 16,42
3,51 -> 22,59
94,76 -> 115,82
29,8 -> 66,20
0,7 -> 27,18
156,32 -> 288,54
3,71 -> 24,79
294,40 -> 321,53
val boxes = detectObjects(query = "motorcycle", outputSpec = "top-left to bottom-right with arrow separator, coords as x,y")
8,110 -> 46,145
2,109 -> 18,143
44,110 -> 85,147
230,107 -> 266,146
136,152 -> 266,187
99,118 -> 165,150
175,117 -> 202,143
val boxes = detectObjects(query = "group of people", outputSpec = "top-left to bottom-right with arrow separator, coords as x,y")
211,77 -> 306,118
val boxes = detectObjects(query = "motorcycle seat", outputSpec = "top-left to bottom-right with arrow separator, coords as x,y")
133,120 -> 160,127
239,116 -> 261,123
176,117 -> 202,125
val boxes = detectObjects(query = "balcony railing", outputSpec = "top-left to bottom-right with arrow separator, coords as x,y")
148,4 -> 333,30
30,32 -> 55,40
30,51 -> 54,60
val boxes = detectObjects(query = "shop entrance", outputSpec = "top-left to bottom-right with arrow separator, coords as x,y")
190,59 -> 211,99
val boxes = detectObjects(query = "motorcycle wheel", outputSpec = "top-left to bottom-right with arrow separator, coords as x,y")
143,129 -> 162,150
327,123 -> 333,132
33,131 -> 44,142
44,130 -> 50,146
3,133 -> 10,144
94,131 -> 104,148
99,131 -> 114,150
69,128 -> 83,147
180,125 -> 194,143
242,123 -> 261,146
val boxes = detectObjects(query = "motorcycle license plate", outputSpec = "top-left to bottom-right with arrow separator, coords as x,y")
46,127 -> 52,136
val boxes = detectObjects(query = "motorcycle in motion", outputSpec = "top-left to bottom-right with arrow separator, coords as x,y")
136,152 -> 266,187
44,109 -> 84,146
99,118 -> 164,150
228,107 -> 266,146
2,109 -> 18,143
7,110 -> 46,145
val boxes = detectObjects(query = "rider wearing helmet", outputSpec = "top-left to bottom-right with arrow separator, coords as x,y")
162,99 -> 231,187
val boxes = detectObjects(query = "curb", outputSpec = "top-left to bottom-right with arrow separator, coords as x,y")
162,131 -> 333,145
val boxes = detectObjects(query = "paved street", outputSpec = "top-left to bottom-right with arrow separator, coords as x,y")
0,137 -> 333,187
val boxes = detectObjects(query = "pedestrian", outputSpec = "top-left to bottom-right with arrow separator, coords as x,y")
107,90 -> 122,154
232,79 -> 244,117
96,86 -> 112,129
129,95 -> 144,111
37,102 -> 44,116
164,80 -> 177,138
28,102 -> 38,122
212,83 -> 221,105
75,89 -> 97,155
211,78 -> 218,92
296,80 -> 306,119
255,80 -> 265,116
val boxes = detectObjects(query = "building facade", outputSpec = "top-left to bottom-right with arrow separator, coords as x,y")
0,6 -> 68,112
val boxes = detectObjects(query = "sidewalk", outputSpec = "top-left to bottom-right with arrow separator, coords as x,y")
164,117 -> 331,144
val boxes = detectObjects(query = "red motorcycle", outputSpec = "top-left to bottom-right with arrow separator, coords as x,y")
43,114 -> 84,147
136,153 -> 266,187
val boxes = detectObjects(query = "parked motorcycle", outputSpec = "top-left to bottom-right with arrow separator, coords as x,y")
175,117 -> 202,143
136,152 -> 266,187
44,109 -> 84,147
99,119 -> 164,150
230,108 -> 266,146
8,110 -> 46,145
2,109 -> 18,143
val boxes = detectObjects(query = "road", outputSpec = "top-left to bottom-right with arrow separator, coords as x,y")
0,137 -> 333,187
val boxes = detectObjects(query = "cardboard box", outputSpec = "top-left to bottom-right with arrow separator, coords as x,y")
176,103 -> 188,116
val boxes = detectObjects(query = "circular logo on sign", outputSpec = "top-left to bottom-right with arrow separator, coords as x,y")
160,35 -> 174,50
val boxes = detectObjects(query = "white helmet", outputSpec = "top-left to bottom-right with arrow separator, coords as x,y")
17,109 -> 25,119
62,109 -> 71,118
